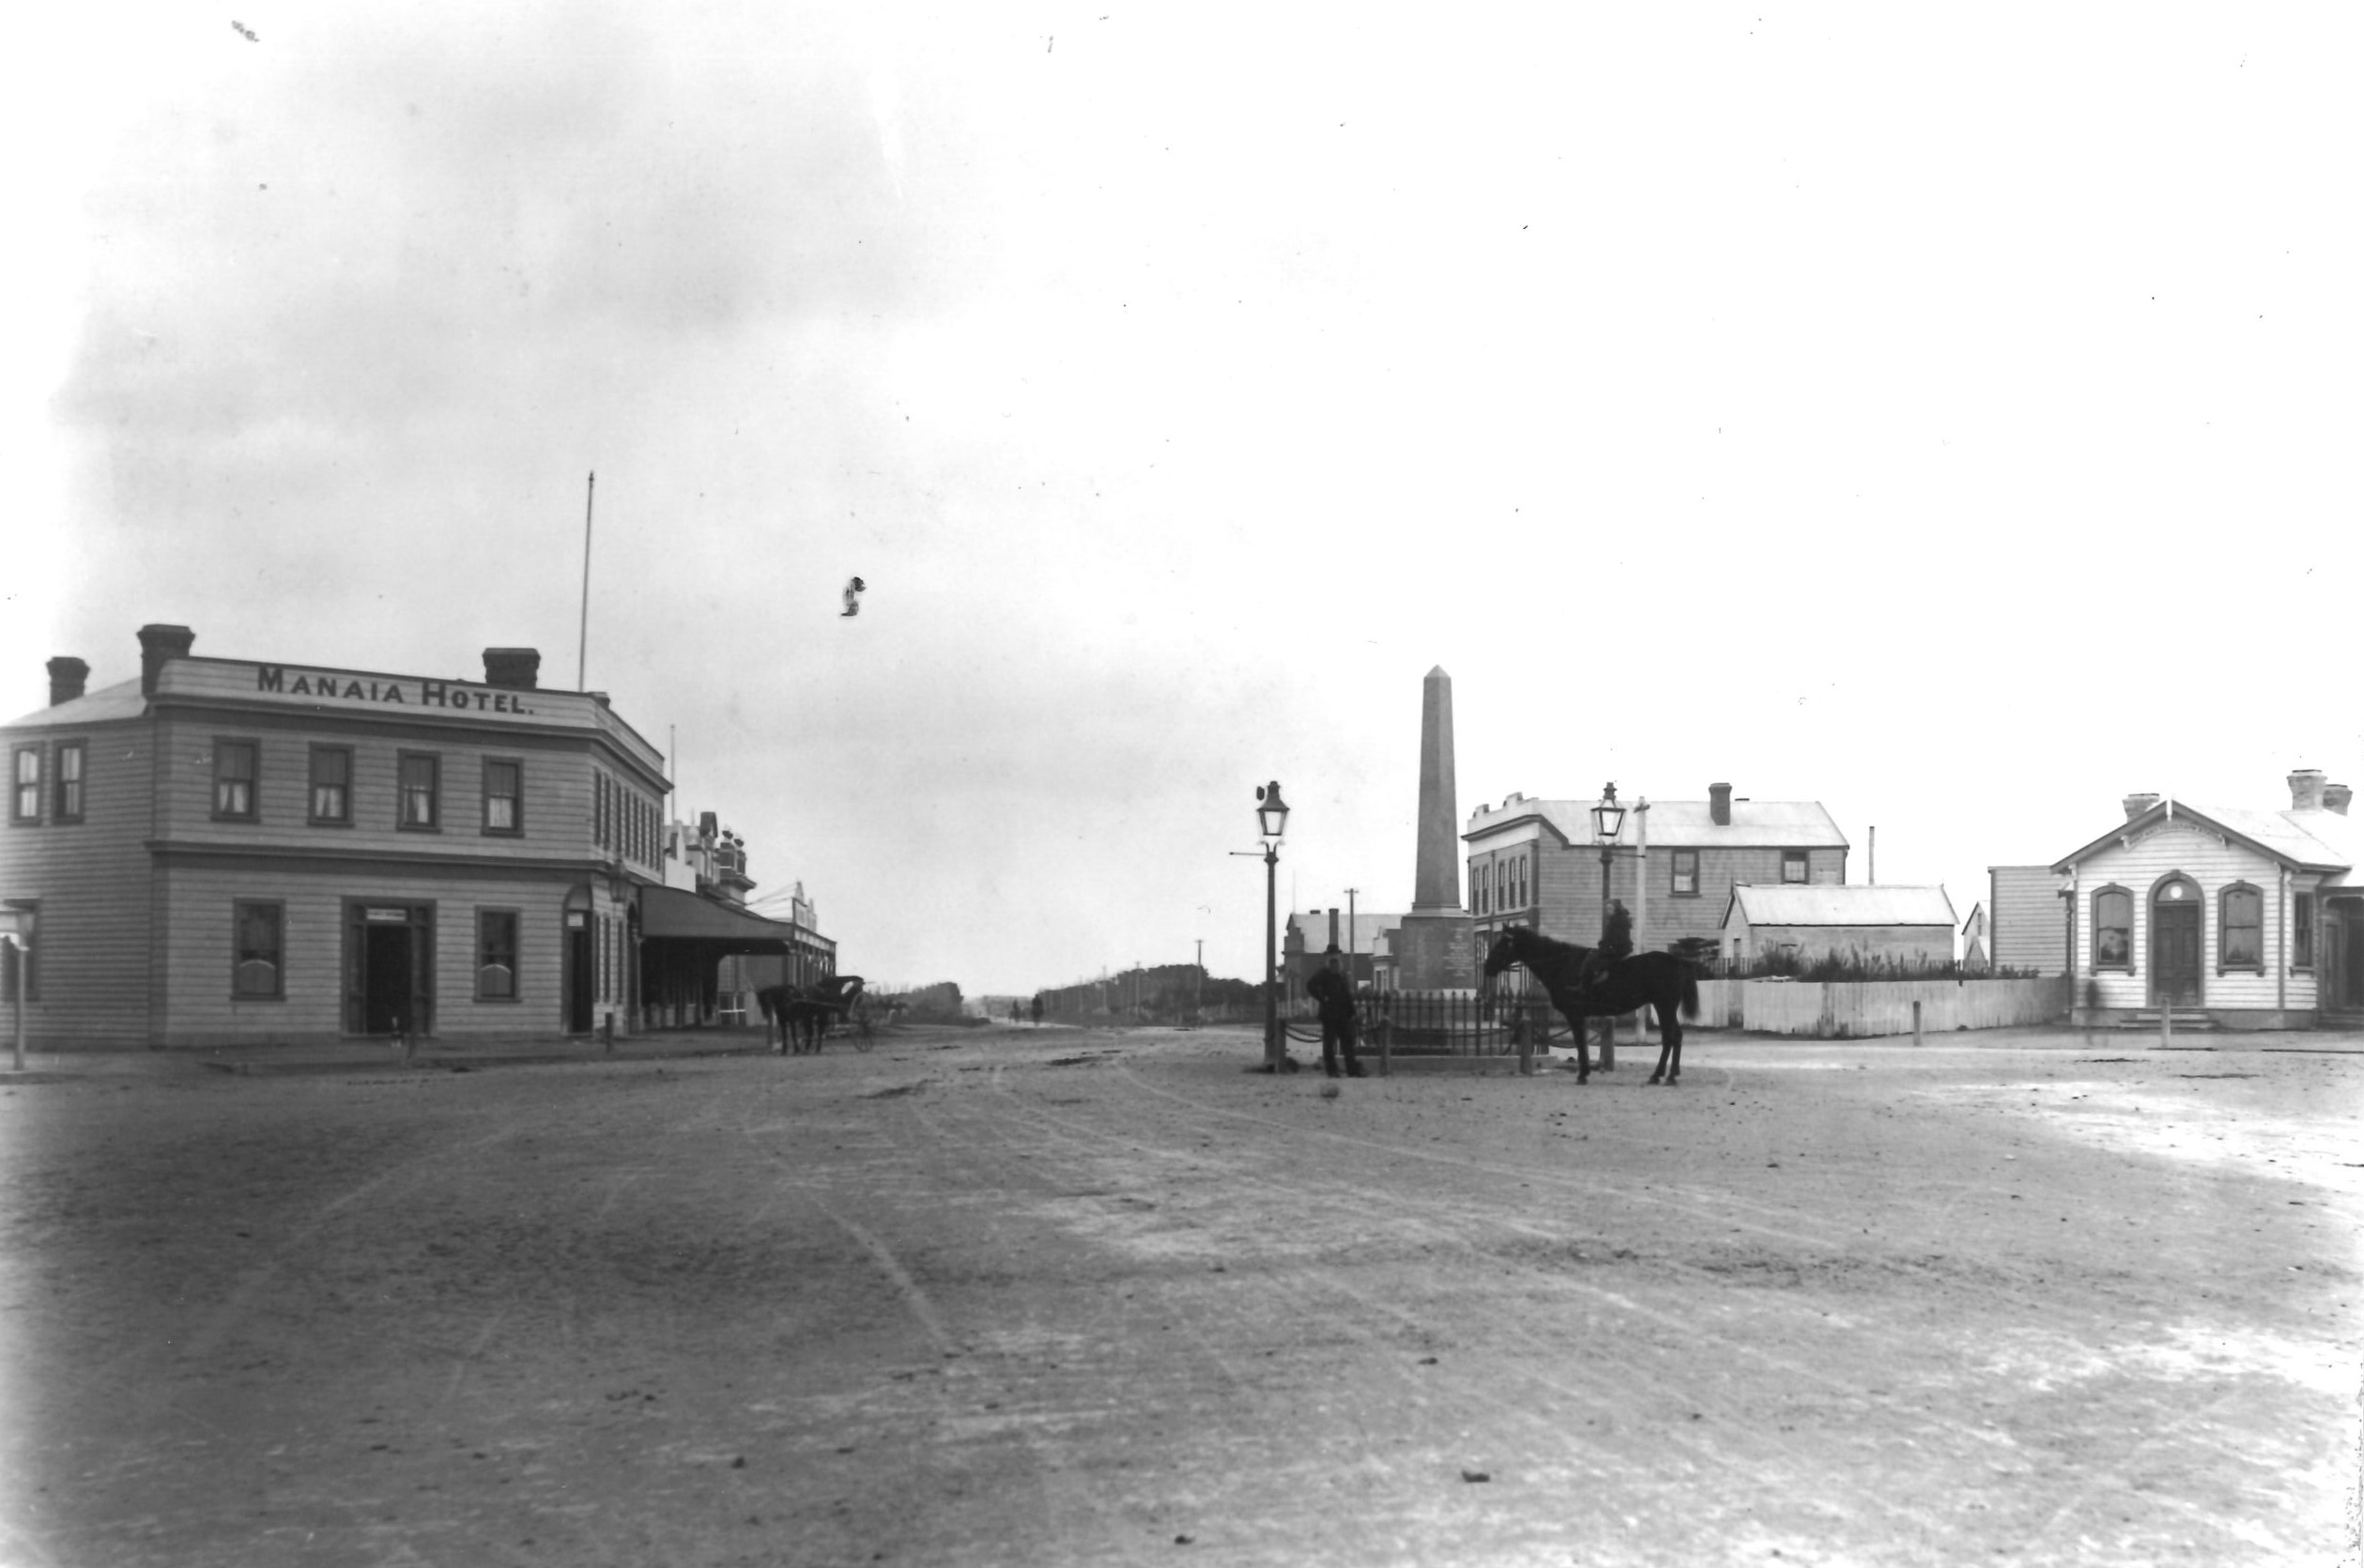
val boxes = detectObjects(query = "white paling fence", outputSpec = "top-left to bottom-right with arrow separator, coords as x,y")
1703,976 -> 2069,1038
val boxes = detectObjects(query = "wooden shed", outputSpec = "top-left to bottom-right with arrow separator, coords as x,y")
1720,884 -> 1958,970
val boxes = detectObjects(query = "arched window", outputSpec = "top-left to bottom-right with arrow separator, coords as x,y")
2093,886 -> 2133,971
2218,883 -> 2263,973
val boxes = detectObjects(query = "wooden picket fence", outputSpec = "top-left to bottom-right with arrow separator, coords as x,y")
1710,976 -> 2069,1038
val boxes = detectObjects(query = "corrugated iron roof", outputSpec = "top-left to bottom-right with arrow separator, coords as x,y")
2053,798 -> 2356,875
2,677 -> 148,729
1725,884 -> 1957,928
638,884 -> 801,949
1285,910 -> 1400,954
1466,795 -> 1848,850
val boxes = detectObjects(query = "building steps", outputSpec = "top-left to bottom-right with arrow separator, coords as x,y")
2118,1009 -> 2219,1032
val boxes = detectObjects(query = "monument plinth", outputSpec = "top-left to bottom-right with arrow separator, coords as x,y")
1394,666 -> 1475,989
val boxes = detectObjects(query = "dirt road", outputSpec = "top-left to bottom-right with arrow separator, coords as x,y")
3,1025 -> 2357,1566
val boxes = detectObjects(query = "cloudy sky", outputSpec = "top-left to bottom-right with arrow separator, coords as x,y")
7,3 -> 2358,995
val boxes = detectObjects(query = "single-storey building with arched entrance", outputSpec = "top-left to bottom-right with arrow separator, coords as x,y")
2053,770 -> 2360,1031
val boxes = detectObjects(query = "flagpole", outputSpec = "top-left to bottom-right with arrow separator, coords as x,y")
577,471 -> 595,689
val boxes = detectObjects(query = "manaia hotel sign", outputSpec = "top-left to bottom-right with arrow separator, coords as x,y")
252,665 -> 542,715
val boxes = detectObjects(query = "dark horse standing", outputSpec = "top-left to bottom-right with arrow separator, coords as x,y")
1482,928 -> 1700,1084
758,975 -> 867,1054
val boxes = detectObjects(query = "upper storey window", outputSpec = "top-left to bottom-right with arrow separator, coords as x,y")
399,753 -> 440,829
11,746 -> 40,823
213,740 -> 258,821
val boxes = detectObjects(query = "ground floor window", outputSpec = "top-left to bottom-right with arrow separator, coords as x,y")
235,902 -> 284,998
477,910 -> 519,1000
2219,884 -> 2263,972
2093,886 -> 2132,970
0,899 -> 36,1001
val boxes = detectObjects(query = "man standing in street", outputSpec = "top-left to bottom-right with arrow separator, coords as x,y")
1305,946 -> 1366,1079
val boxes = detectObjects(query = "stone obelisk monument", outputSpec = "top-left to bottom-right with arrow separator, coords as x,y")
1392,666 -> 1475,989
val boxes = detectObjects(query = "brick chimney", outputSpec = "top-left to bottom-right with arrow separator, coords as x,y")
1709,782 -> 1732,826
2123,792 -> 2162,821
2326,783 -> 2353,817
482,647 -> 541,690
46,656 -> 89,706
2288,768 -> 2327,811
137,624 -> 194,696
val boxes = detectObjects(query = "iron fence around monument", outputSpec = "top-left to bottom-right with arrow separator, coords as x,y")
1282,989 -> 1575,1057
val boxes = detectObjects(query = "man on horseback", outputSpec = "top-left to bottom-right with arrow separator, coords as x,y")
1304,947 -> 1367,1079
1575,900 -> 1635,1000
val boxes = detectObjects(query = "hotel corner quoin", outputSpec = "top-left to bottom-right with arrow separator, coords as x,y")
0,624 -> 680,1049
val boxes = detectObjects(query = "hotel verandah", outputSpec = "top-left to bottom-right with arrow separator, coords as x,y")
1,623 -> 807,1049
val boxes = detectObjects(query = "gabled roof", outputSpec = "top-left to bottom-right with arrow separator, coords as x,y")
1722,884 -> 1957,930
3,677 -> 148,729
1285,910 -> 1400,954
2051,798 -> 2356,877
1466,794 -> 1847,851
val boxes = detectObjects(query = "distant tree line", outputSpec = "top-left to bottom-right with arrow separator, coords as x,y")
870,980 -> 966,1022
1034,965 -> 1263,1026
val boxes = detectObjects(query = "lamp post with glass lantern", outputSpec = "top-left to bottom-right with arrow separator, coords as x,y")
1590,783 -> 1625,1071
1234,781 -> 1291,1070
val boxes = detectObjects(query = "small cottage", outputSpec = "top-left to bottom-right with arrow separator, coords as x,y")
2053,769 -> 2360,1030
1720,884 -> 1957,971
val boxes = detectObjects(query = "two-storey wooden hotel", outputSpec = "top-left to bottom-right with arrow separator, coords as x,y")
1,624 -> 823,1049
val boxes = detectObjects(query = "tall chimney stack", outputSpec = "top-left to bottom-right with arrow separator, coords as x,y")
483,648 -> 542,690
1709,782 -> 1733,827
2288,769 -> 2328,811
46,656 -> 89,707
2325,783 -> 2353,817
137,624 -> 194,696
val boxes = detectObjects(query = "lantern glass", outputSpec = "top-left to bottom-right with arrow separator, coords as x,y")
1591,802 -> 1625,843
1256,781 -> 1290,840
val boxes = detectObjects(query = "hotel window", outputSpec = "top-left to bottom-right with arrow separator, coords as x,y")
309,746 -> 352,824
1781,851 -> 1808,884
1671,850 -> 1699,897
1470,866 -> 1483,914
11,746 -> 41,823
484,760 -> 523,835
398,752 -> 440,829
213,740 -> 259,821
54,742 -> 84,823
2094,887 -> 2133,970
477,910 -> 519,1000
2218,884 -> 2263,972
233,901 -> 284,999
2294,893 -> 2316,969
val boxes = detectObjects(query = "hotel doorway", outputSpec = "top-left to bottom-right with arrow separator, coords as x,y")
563,886 -> 594,1034
345,902 -> 434,1038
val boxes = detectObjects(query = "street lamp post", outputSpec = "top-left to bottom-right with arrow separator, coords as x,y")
1343,886 -> 1359,987
1231,781 -> 1291,1071
1590,782 -> 1626,1072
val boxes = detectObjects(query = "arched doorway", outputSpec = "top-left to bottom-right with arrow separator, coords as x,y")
2150,874 -> 2202,1008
